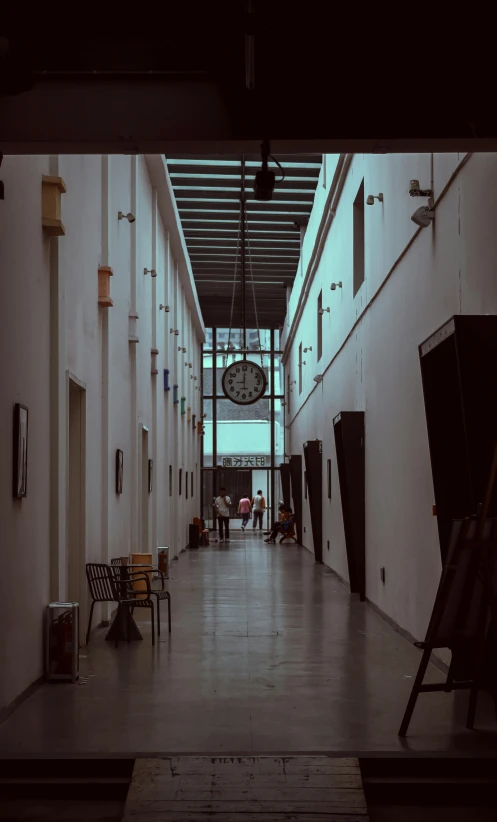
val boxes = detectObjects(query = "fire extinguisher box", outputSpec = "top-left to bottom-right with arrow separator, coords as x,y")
45,602 -> 79,683
158,547 -> 169,578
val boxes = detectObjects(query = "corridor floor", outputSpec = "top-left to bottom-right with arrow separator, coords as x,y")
1,535 -> 496,756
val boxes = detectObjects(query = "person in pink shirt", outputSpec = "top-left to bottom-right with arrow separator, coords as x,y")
238,494 -> 252,531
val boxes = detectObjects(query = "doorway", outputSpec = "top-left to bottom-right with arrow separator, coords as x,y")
141,426 -> 149,553
67,377 -> 86,643
202,467 -> 273,531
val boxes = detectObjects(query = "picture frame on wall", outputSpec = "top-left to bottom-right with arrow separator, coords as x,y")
179,468 -> 182,496
186,471 -> 189,499
116,449 -> 124,495
169,464 -> 172,497
13,403 -> 28,499
148,459 -> 153,493
327,458 -> 332,499
191,471 -> 194,498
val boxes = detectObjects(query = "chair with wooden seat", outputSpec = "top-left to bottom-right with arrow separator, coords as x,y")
85,563 -> 118,645
279,518 -> 298,544
110,557 -> 171,635
193,516 -> 210,545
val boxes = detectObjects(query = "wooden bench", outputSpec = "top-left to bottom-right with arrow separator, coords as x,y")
279,519 -> 298,544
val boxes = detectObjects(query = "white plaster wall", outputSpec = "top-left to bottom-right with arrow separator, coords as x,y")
0,156 -> 52,709
285,152 -> 497,643
0,152 -> 204,712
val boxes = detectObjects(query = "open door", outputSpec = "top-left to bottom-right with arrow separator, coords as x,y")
289,455 -> 303,545
303,440 -> 323,563
68,377 -> 86,643
141,426 -> 149,553
334,412 -> 365,600
279,463 -> 291,509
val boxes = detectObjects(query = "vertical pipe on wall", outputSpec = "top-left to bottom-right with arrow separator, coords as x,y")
151,187 -> 158,564
49,154 -> 67,601
130,157 -> 139,552
100,155 -> 110,617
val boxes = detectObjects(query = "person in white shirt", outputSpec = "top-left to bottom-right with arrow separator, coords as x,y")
214,487 -> 231,543
251,490 -> 266,531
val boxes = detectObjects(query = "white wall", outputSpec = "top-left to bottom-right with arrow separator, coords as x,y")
0,153 -> 204,712
284,152 -> 497,644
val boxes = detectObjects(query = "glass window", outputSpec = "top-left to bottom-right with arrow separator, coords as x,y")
202,353 -> 214,396
216,399 -> 271,466
274,329 -> 281,351
203,399 -> 214,466
273,355 -> 284,396
203,328 -> 214,351
274,399 -> 285,462
215,328 -> 272,352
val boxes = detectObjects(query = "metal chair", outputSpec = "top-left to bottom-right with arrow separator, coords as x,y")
85,563 -> 118,645
110,557 -> 171,635
108,564 -> 156,646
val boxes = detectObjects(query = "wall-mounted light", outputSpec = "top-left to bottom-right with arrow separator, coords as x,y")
313,374 -> 324,383
182,347 -> 187,353
330,281 -> 342,291
303,346 -> 312,353
118,211 -> 135,223
290,380 -> 297,385
318,307 -> 330,315
159,304 -> 170,312
177,346 -> 182,351
188,363 -> 192,368
174,330 -> 180,336
144,268 -> 157,277
366,193 -> 383,205
409,180 -> 433,198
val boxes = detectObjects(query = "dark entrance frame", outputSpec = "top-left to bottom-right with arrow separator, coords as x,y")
200,328 -> 284,528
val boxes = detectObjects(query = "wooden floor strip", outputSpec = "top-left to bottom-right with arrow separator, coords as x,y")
122,756 -> 369,820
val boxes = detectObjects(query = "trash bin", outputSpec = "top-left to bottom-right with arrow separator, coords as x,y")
189,523 -> 199,550
45,602 -> 79,683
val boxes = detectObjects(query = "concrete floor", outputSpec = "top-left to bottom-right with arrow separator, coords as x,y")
1,535 -> 496,755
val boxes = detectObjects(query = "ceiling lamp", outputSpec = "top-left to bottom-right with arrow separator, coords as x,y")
253,139 -> 285,202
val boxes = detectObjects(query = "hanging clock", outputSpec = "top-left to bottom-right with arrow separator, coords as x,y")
221,359 -> 267,405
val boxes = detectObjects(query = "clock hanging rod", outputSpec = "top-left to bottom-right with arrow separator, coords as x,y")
241,155 -> 246,354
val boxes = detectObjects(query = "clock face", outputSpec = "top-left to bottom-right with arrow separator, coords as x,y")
221,359 -> 267,405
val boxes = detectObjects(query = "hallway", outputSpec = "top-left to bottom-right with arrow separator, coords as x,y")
0,536 -> 495,755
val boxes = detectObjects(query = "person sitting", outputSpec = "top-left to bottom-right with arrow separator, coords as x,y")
264,506 -> 294,544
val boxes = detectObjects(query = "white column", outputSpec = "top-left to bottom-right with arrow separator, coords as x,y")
49,154 -> 67,601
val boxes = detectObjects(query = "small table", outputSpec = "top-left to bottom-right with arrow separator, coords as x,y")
105,560 -> 143,643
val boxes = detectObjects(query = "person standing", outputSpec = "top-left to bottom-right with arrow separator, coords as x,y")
238,493 -> 252,531
214,487 -> 231,543
251,489 -> 266,531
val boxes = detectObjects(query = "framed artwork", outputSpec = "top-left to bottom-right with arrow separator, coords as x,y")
169,464 -> 172,497
191,471 -> 194,498
13,403 -> 28,498
148,459 -> 153,493
327,458 -> 332,499
186,471 -> 189,499
116,449 -> 124,494
179,468 -> 182,496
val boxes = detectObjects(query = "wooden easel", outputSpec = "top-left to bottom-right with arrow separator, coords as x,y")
399,445 -> 497,737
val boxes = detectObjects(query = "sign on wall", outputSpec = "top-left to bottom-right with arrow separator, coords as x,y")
222,456 -> 267,467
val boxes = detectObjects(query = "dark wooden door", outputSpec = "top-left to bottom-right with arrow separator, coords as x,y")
289,455 -> 303,545
303,440 -> 323,563
334,412 -> 365,600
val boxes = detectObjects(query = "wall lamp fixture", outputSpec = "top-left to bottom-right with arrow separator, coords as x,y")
177,346 -> 182,351
313,374 -> 324,383
290,380 -> 297,385
303,346 -> 312,353
330,281 -> 342,291
159,304 -> 170,312
182,347 -> 187,353
318,307 -> 330,314
144,268 -> 157,277
118,211 -> 135,223
366,193 -> 383,205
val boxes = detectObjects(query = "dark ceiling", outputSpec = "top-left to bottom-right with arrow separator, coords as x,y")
1,6 -> 497,152
166,154 -> 322,329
